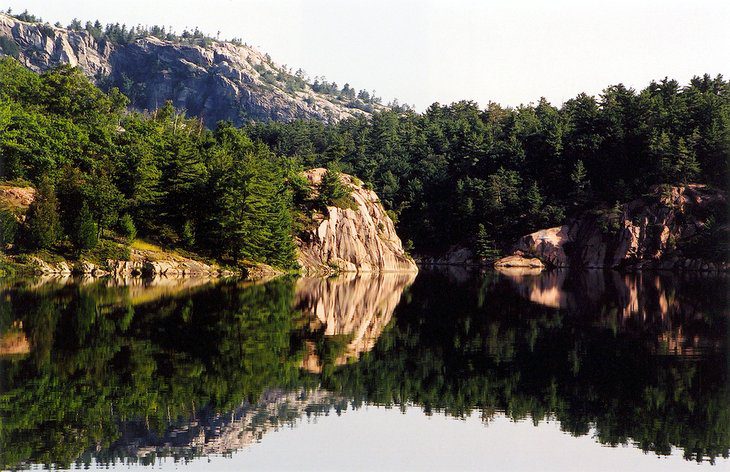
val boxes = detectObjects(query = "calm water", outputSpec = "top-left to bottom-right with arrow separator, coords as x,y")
0,268 -> 728,471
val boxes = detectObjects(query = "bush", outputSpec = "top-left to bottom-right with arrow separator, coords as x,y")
118,213 -> 137,242
318,164 -> 357,210
73,202 -> 98,252
0,209 -> 18,247
82,239 -> 131,264
24,177 -> 61,250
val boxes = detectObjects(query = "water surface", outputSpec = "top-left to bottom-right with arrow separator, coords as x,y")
0,269 -> 727,470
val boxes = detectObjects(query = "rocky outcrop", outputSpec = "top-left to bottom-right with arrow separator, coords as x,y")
24,248 -> 229,277
107,388 -> 344,461
296,168 -> 418,275
0,321 -> 30,357
494,255 -> 545,269
0,13 -> 383,127
497,184 -> 728,271
0,185 -> 35,210
295,272 -> 416,372
106,249 -> 223,277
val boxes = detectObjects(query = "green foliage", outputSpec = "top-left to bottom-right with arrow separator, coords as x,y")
82,239 -> 131,264
0,53 -> 727,263
0,208 -> 18,247
247,74 -> 730,255
118,213 -> 136,242
318,164 -> 356,210
0,59 -> 299,269
23,178 -> 61,250
475,223 -> 501,260
72,202 -> 98,252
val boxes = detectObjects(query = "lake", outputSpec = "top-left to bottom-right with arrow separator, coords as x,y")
0,268 -> 728,471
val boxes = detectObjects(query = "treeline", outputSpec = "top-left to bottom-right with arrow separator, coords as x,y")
4,8 -> 240,46
0,57 -> 298,268
0,54 -> 727,260
246,75 -> 730,254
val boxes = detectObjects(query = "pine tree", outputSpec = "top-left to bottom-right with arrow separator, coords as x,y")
0,209 -> 18,248
570,160 -> 590,206
73,202 -> 98,252
318,162 -> 352,209
118,213 -> 137,242
476,224 -> 501,261
673,137 -> 700,184
25,177 -> 61,250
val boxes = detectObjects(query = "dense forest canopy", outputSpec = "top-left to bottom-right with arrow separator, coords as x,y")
246,75 -> 730,254
0,57 -> 298,268
0,54 -> 727,264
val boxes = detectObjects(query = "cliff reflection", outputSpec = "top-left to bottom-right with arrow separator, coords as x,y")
295,273 -> 416,372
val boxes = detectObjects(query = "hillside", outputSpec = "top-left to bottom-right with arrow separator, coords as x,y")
0,12 -> 385,126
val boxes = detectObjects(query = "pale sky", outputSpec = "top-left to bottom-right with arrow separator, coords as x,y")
72,407 -> 728,471
4,0 -> 729,110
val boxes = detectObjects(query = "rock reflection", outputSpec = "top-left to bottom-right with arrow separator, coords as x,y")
295,272 -> 416,372
108,389 -> 344,463
498,268 -> 729,357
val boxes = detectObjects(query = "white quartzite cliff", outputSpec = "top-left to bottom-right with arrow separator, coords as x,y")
297,169 -> 418,275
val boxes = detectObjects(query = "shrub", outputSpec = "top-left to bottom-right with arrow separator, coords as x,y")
0,209 -> 18,248
24,177 -> 61,250
118,213 -> 137,242
83,239 -> 131,264
73,202 -> 98,252
318,164 -> 357,210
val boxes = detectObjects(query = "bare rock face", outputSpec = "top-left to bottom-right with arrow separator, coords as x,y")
498,184 -> 728,271
0,185 -> 36,210
296,168 -> 418,275
0,13 -> 382,127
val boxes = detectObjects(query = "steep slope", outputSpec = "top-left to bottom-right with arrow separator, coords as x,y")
297,168 -> 418,274
0,13 -> 383,126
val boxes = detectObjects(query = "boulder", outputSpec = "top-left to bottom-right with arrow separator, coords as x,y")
494,255 -> 545,269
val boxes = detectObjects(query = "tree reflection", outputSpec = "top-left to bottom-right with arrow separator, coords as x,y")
0,270 -> 727,467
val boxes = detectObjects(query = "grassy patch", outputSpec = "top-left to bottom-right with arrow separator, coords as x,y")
130,239 -> 164,252
82,240 -> 131,265
331,195 -> 359,211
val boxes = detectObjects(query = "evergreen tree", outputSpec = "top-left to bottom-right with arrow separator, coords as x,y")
118,213 -> 137,242
0,208 -> 18,248
673,137 -> 700,184
87,171 -> 124,238
475,224 -> 501,261
569,160 -> 590,206
317,163 -> 352,209
25,177 -> 61,250
73,201 -> 98,252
